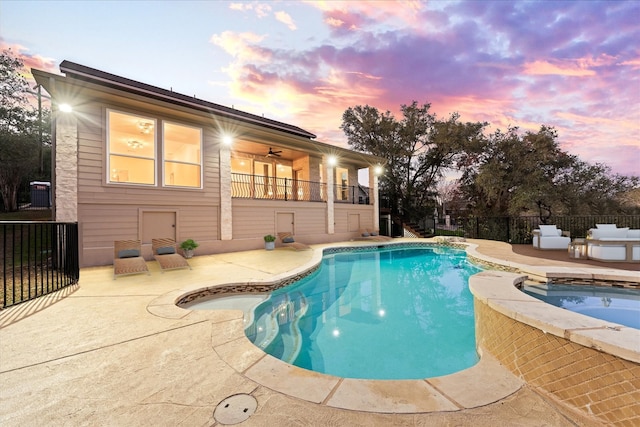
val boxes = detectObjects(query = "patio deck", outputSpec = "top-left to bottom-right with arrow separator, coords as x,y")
1,238 -> 636,426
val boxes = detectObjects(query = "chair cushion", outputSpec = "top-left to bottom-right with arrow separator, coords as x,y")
596,224 -> 617,230
361,232 -> 370,237
157,246 -> 176,255
118,249 -> 140,258
538,225 -> 559,237
370,231 -> 378,236
282,236 -> 295,243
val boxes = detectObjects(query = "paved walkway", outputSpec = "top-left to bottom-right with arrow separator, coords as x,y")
2,239 -> 633,426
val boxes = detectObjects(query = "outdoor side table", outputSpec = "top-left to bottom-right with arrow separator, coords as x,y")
568,238 -> 587,259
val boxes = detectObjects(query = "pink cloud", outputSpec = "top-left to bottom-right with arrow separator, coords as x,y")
275,11 -> 297,31
209,1 -> 639,177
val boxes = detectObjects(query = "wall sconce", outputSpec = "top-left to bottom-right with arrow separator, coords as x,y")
327,156 -> 337,166
222,136 -> 233,145
374,165 -> 384,176
59,103 -> 73,113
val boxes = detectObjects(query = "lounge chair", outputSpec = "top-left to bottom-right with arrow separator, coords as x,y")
113,240 -> 150,279
358,229 -> 393,242
151,238 -> 191,271
277,232 -> 312,251
532,225 -> 570,250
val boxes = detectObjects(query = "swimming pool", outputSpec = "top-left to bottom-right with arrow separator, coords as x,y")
245,245 -> 483,380
522,283 -> 640,329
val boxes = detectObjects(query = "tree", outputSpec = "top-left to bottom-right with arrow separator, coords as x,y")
341,101 -> 486,222
458,125 -> 639,218
0,49 -> 50,212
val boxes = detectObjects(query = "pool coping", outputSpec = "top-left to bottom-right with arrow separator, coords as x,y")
147,240 -> 639,414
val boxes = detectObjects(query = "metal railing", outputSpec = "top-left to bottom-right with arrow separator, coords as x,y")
1,221 -> 79,308
231,173 -> 371,204
451,215 -> 640,244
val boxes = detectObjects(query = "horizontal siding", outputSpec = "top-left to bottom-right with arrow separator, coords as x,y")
232,200 -> 328,238
79,204 -> 219,249
334,204 -> 375,233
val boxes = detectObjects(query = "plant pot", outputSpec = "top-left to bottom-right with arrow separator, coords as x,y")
265,242 -> 275,251
183,249 -> 194,258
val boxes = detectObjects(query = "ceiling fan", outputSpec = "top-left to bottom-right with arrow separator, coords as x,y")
266,147 -> 282,158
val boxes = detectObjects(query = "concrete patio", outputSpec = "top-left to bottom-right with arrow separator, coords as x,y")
1,239 -> 636,426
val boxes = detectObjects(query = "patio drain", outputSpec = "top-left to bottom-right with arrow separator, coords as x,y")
213,394 -> 258,425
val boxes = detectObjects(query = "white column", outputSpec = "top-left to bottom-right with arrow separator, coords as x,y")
219,144 -> 232,240
54,110 -> 78,222
326,160 -> 334,234
369,168 -> 379,231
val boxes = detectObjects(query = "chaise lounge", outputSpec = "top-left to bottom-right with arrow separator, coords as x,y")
151,238 -> 192,271
113,240 -> 150,279
277,232 -> 312,251
532,225 -> 571,250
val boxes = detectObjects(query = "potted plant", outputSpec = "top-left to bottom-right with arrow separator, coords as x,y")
180,239 -> 199,258
263,234 -> 276,251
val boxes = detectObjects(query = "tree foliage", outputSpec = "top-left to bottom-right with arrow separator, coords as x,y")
457,125 -> 639,218
0,49 -> 51,212
342,100 -> 639,222
341,101 -> 486,221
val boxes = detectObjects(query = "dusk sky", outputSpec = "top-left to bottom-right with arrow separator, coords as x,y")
2,0 -> 638,177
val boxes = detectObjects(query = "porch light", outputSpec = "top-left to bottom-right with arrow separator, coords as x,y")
59,103 -> 73,113
374,165 -> 384,176
327,156 -> 337,166
222,135 -> 233,145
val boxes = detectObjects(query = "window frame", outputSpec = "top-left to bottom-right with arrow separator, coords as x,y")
106,108 -> 158,186
162,120 -> 203,189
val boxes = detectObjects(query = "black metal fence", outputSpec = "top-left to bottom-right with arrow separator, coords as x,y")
452,215 -> 640,244
1,221 -> 79,308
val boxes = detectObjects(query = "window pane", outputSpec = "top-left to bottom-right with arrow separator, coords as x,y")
165,162 -> 201,187
110,155 -> 155,184
108,110 -> 156,185
163,122 -> 202,188
164,122 -> 201,164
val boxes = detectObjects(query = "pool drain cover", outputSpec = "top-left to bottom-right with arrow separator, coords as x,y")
214,394 -> 257,425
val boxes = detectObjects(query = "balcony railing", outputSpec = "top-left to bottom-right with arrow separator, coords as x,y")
231,173 -> 371,205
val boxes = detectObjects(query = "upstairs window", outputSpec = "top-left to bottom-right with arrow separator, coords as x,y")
163,122 -> 202,188
107,110 -> 156,185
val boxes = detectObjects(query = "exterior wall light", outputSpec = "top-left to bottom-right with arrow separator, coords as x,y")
327,156 -> 337,166
59,103 -> 73,113
222,136 -> 233,145
374,165 -> 384,176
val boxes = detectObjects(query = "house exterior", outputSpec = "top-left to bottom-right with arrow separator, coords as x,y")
32,61 -> 384,267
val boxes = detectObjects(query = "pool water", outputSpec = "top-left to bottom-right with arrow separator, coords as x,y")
523,284 -> 640,329
245,245 -> 483,380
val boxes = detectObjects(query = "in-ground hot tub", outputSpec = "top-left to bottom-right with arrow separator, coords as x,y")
469,269 -> 640,426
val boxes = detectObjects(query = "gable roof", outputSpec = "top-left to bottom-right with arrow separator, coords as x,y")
57,60 -> 317,139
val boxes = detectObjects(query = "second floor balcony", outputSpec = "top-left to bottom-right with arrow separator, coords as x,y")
231,173 -> 370,204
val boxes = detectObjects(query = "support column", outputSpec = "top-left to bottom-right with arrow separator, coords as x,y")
219,144 -> 232,240
369,167 -> 379,231
326,160 -> 334,235
54,110 -> 78,222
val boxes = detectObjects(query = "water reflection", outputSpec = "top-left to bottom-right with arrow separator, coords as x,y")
523,284 -> 640,329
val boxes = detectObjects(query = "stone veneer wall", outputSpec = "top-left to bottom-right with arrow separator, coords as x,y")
474,300 -> 640,426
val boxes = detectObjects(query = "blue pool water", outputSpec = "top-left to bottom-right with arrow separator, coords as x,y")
245,245 -> 484,380
523,284 -> 640,329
